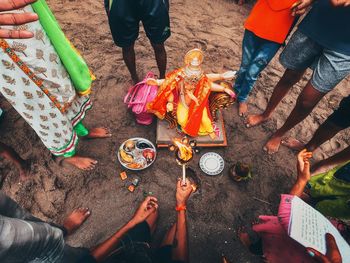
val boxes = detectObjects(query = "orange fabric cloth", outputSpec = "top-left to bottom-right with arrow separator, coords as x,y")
147,68 -> 212,137
244,0 -> 297,44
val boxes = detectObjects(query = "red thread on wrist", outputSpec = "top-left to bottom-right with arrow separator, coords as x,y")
175,204 -> 187,211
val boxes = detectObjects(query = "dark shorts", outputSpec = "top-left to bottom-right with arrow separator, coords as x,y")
104,221 -> 177,263
279,30 -> 350,93
327,95 -> 350,129
105,0 -> 171,47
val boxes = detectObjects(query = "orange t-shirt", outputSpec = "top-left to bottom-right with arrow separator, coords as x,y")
244,0 -> 297,44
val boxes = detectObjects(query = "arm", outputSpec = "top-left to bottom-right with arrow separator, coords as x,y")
206,71 -> 236,82
290,149 -> 312,197
90,221 -> 137,262
307,233 -> 342,263
312,145 -> 350,174
210,82 -> 235,98
0,0 -> 39,39
146,78 -> 165,86
91,197 -> 158,262
172,179 -> 193,262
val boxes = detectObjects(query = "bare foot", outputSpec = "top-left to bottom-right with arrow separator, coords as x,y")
238,102 -> 248,117
238,227 -> 252,248
245,114 -> 269,128
281,137 -> 305,151
86,127 -> 112,139
263,136 -> 282,154
63,207 -> 91,235
63,156 -> 98,171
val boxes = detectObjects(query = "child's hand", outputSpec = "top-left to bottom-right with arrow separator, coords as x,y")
291,0 -> 314,16
297,149 -> 312,182
307,233 -> 342,263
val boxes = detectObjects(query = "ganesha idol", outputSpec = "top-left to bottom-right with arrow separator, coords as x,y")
146,48 -> 236,141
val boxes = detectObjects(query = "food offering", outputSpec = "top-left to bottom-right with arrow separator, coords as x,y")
118,138 -> 157,170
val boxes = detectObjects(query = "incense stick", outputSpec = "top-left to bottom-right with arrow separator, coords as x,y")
182,164 -> 186,184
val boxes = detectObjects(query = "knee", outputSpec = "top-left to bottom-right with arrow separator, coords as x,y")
246,62 -> 266,81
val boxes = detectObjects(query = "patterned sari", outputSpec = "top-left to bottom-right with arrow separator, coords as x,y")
0,3 -> 94,157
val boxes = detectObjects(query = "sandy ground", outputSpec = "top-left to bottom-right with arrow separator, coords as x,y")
0,0 -> 350,262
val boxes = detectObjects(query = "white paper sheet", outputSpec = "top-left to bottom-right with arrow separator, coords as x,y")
288,196 -> 350,262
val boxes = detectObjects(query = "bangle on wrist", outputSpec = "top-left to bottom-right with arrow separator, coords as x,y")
175,204 -> 187,211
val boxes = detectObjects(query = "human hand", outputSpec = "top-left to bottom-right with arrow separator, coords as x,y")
0,0 -> 39,39
166,102 -> 174,112
330,0 -> 350,7
176,178 -> 193,206
224,88 -> 236,99
130,196 -> 158,226
146,78 -> 159,86
221,70 -> 237,80
307,233 -> 342,263
291,0 -> 314,16
297,149 -> 312,182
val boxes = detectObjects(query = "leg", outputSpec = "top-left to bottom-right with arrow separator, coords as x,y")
245,68 -> 305,127
282,119 -> 344,151
160,223 -> 177,247
267,44 -> 350,153
142,0 -> 170,79
0,191 -> 42,221
234,30 -> 261,113
245,29 -> 323,127
312,145 -> 350,175
0,142 -> 30,180
264,81 -> 325,154
307,95 -> 350,152
151,42 -> 167,79
0,214 -> 65,262
145,208 -> 159,235
122,44 -> 139,84
237,39 -> 281,116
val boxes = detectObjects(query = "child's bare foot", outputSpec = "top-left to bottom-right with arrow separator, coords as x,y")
63,207 -> 91,235
263,136 -> 282,154
281,137 -> 305,151
86,127 -> 112,139
63,156 -> 98,171
238,102 -> 248,117
245,114 -> 269,128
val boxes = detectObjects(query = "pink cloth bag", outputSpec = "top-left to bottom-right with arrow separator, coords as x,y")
124,72 -> 158,125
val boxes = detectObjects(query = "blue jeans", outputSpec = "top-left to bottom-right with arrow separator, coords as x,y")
234,30 -> 281,102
